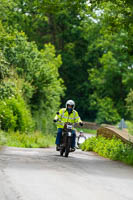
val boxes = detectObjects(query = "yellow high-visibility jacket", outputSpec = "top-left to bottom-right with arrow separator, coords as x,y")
54,108 -> 82,129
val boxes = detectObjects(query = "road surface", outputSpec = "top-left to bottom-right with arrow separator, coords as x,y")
0,145 -> 133,200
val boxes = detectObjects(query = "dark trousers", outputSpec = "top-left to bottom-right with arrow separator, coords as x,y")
56,128 -> 76,148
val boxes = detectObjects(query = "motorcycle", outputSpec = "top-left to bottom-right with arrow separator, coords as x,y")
60,123 -> 75,157
77,131 -> 87,149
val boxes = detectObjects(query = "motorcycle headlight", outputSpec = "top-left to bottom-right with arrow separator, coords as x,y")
68,132 -> 72,136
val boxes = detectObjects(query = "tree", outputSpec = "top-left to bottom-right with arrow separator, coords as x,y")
126,89 -> 133,120
0,23 -> 64,132
1,0 -> 133,124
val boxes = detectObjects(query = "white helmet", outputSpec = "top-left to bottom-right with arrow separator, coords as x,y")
66,100 -> 75,109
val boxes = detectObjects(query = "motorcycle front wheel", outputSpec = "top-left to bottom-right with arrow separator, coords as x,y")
65,147 -> 69,157
65,137 -> 71,157
60,147 -> 65,156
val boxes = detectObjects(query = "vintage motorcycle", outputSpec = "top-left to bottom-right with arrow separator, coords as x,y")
77,131 -> 87,149
60,122 -> 76,157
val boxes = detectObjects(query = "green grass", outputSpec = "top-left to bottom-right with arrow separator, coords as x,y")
0,131 -> 55,148
81,136 -> 133,165
76,128 -> 97,134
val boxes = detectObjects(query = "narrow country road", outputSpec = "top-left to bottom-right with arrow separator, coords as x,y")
0,146 -> 133,200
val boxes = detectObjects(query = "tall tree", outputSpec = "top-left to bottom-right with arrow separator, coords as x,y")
1,0 -> 133,123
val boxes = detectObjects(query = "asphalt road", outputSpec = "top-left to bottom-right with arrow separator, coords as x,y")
0,145 -> 133,200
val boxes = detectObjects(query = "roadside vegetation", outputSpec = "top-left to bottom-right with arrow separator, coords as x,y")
0,131 -> 55,148
126,121 -> 133,136
81,136 -> 133,165
0,17 -> 63,147
1,0 -> 133,148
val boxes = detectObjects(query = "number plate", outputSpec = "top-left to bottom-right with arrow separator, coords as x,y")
67,125 -> 72,129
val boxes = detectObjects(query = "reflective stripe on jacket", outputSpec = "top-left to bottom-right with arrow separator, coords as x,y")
54,108 -> 82,129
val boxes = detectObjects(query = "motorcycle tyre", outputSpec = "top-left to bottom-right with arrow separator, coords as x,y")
60,147 -> 65,156
65,137 -> 71,157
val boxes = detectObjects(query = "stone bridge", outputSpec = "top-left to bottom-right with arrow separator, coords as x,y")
76,121 -> 133,145
97,125 -> 133,145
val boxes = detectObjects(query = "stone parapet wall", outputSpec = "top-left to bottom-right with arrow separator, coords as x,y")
97,125 -> 133,145
75,122 -> 100,130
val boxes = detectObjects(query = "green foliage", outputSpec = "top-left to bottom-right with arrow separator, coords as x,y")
88,28 -> 132,119
0,101 -> 17,131
0,130 -> 55,148
1,0 -> 133,132
0,131 -> 6,146
126,90 -> 133,120
81,136 -> 133,165
0,81 -> 16,100
91,0 -> 133,35
125,121 -> 133,136
0,51 -> 9,80
22,81 -> 34,104
96,97 -> 120,124
0,97 -> 34,132
0,24 -> 64,133
0,0 -> 90,120
0,0 -> 87,49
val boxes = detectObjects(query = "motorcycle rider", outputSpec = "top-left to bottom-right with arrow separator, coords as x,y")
53,100 -> 83,151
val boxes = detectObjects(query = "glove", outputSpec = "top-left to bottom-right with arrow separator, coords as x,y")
79,122 -> 83,126
53,119 -> 57,123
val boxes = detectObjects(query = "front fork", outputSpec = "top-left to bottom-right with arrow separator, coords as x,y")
61,131 -> 72,148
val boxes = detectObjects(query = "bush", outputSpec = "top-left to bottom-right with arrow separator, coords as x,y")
0,96 -> 34,133
0,131 -> 55,148
125,121 -> 133,136
0,51 -> 9,80
0,31 -> 64,133
0,81 -> 17,100
81,136 -> 133,165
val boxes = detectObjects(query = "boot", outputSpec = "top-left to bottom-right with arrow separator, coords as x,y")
71,147 -> 76,152
56,144 -> 60,151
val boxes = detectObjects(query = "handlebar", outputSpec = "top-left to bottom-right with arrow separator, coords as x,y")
53,120 -> 83,127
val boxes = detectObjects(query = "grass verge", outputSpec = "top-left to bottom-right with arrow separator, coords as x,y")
0,131 -> 55,148
81,136 -> 133,165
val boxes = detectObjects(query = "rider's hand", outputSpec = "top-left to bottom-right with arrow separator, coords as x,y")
79,122 -> 83,126
53,119 -> 57,123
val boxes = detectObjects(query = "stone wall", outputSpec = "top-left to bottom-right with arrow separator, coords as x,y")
75,122 -> 100,130
97,125 -> 133,145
